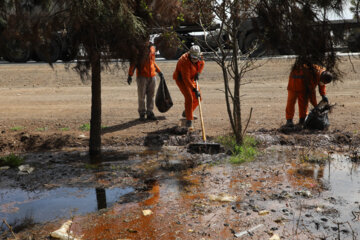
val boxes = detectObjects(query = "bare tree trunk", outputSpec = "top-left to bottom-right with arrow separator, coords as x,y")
357,0 -> 360,22
232,0 -> 243,145
89,52 -> 101,156
222,65 -> 235,132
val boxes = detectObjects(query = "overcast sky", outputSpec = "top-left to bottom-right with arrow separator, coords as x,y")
328,2 -> 353,20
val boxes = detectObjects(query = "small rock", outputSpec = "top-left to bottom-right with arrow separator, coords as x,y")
320,218 -> 328,222
18,164 -> 34,174
316,207 -> 323,212
142,209 -> 153,216
259,210 -> 270,216
209,194 -> 236,202
269,234 -> 280,240
295,190 -> 312,198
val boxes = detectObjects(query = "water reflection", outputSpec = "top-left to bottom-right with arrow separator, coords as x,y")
95,188 -> 107,210
324,154 -> 360,202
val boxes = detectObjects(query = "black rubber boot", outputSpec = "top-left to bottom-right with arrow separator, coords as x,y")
139,113 -> 146,121
147,111 -> 157,121
299,118 -> 305,125
285,119 -> 294,127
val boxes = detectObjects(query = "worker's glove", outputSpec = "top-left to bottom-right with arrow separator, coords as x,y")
321,95 -> 329,103
127,75 -> 132,85
193,88 -> 201,98
158,72 -> 164,80
194,73 -> 200,81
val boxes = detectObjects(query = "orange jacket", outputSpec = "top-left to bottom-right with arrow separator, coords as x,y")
287,64 -> 326,96
128,45 -> 161,77
173,52 -> 205,90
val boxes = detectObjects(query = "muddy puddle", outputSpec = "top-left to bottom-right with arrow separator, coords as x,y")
1,145 -> 360,239
0,187 -> 133,226
68,148 -> 360,239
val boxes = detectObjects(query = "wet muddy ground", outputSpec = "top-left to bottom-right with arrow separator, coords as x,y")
1,129 -> 360,240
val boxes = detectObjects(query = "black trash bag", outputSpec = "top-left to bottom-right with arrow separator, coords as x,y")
303,100 -> 331,130
155,76 -> 173,113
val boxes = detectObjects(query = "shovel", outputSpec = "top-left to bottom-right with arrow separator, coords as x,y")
188,79 -> 221,154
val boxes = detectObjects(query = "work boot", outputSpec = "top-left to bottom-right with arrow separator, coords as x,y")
285,119 -> 294,127
299,118 -> 305,125
146,111 -> 157,121
182,110 -> 197,120
186,120 -> 194,131
139,113 -> 146,121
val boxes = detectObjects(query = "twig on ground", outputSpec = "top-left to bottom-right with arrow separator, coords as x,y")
2,219 -> 17,239
345,221 -> 357,240
242,107 -> 253,136
294,202 -> 303,238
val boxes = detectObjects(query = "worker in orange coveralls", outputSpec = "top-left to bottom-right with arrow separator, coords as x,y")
285,64 -> 333,127
173,45 -> 205,130
128,43 -> 164,121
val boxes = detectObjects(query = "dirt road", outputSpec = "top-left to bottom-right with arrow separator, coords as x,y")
0,57 -> 359,153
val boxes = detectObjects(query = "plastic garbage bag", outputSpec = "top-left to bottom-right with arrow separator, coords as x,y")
50,220 -> 82,240
155,75 -> 173,113
304,100 -> 331,130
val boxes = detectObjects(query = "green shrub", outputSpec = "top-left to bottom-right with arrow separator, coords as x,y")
60,127 -> 70,131
0,154 -> 25,168
79,124 -> 107,131
10,126 -> 23,131
218,135 -> 258,164
79,123 -> 91,131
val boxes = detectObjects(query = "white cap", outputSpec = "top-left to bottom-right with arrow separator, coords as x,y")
189,45 -> 201,59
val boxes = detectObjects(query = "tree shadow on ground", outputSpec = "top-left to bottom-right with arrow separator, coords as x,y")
101,116 -> 167,135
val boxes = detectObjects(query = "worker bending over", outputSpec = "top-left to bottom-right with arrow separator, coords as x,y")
128,42 -> 164,121
285,63 -> 333,127
173,45 -> 205,130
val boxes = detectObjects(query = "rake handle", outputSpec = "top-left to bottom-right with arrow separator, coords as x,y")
196,80 -> 206,142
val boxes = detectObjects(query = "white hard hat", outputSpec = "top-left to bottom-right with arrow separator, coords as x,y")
189,45 -> 201,59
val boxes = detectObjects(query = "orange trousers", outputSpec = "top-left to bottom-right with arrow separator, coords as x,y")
286,90 -> 317,120
175,79 -> 201,120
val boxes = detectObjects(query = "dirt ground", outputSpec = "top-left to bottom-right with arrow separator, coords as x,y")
0,56 -> 359,153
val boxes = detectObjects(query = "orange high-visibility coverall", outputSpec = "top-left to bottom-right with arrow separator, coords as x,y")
286,64 -> 326,120
128,45 -> 161,77
173,52 -> 205,120
128,45 -> 161,116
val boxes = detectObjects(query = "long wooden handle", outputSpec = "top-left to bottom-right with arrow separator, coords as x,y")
196,81 -> 206,142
